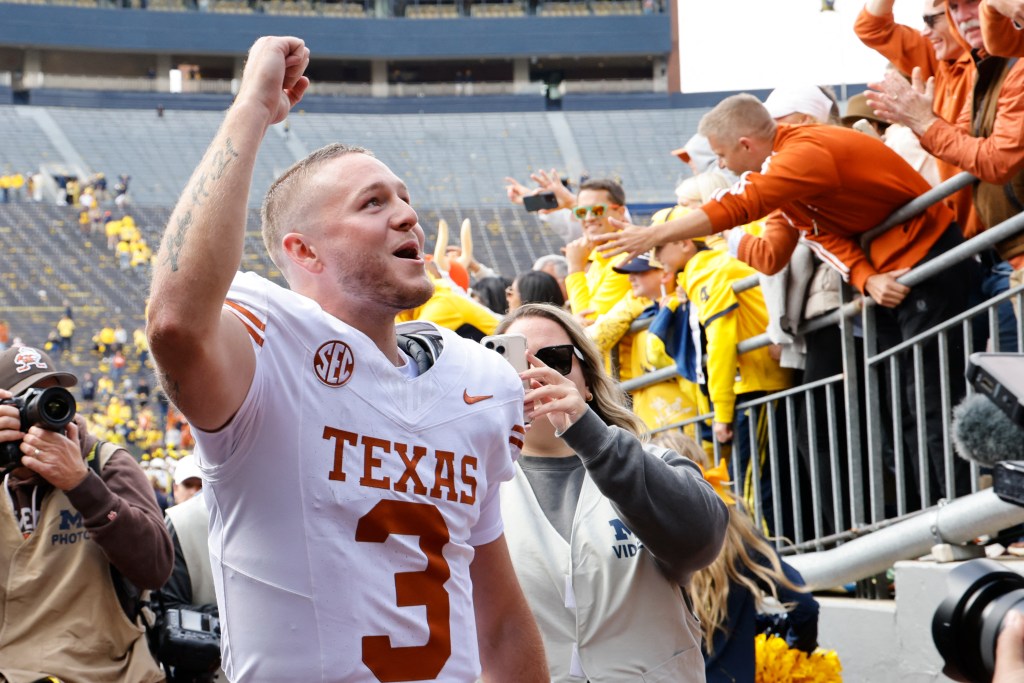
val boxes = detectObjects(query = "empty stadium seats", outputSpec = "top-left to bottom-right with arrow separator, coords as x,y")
0,101 -> 695,363
0,104 -> 699,209
0,198 -> 567,367
468,1 -> 523,17
319,0 -> 367,16
538,0 -> 588,16
589,0 -> 639,14
404,1 -> 460,17
0,107 -> 65,174
565,108 -> 709,197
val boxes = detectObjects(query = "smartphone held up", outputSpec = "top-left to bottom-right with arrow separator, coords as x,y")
482,333 -> 531,423
523,191 -> 559,213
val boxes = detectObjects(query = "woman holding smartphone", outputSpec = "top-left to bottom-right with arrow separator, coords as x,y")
495,303 -> 729,683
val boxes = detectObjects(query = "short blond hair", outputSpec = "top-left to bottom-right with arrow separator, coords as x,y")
698,93 -> 777,144
260,143 -> 372,275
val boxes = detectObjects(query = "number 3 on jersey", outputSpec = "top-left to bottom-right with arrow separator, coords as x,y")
356,500 -> 453,682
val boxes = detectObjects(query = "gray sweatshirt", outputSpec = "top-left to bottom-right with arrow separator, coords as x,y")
518,408 -> 728,583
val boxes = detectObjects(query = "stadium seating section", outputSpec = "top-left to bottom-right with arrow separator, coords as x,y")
0,200 -> 572,371
0,202 -> 157,375
0,103 -> 690,375
1,104 -> 706,207
0,107 -> 65,173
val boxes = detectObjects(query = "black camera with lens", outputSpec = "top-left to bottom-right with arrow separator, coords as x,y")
156,608 -> 221,678
932,355 -> 1024,682
933,558 -> 1024,683
0,387 -> 77,470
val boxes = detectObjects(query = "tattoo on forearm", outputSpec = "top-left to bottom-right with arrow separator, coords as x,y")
190,172 -> 209,207
162,137 -> 241,274
211,138 -> 240,181
164,210 -> 192,273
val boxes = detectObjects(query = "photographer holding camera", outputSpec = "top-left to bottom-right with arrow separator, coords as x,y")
0,345 -> 173,683
153,455 -> 223,683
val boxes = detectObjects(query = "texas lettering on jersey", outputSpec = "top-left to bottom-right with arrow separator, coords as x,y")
323,427 -> 479,506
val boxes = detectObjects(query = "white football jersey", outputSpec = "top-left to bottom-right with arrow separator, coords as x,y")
192,272 -> 524,683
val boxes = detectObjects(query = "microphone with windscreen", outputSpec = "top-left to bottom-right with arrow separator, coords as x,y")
953,353 -> 1024,507
952,393 -> 1024,467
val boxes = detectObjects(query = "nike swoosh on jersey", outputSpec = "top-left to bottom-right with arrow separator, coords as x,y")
463,389 -> 494,404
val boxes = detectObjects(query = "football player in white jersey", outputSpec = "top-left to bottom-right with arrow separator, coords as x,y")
147,36 -> 548,683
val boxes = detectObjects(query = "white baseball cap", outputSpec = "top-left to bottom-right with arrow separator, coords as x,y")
172,454 -> 202,486
671,134 -> 719,174
764,85 -> 833,123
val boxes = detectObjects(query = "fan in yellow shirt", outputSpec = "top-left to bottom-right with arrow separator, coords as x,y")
585,251 -> 700,431
655,238 -> 791,536
396,259 -> 500,341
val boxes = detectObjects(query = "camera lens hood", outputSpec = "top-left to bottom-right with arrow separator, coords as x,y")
933,559 -> 1024,683
22,386 -> 76,431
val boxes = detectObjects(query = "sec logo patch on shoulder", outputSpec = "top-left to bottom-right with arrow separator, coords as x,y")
313,340 -> 356,387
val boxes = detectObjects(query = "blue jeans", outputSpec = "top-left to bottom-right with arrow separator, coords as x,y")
979,259 -> 1021,352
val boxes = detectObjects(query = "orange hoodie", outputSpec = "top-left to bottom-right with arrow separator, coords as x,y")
854,5 -> 975,228
920,0 -> 1024,245
919,61 -> 1024,188
981,0 -> 1024,57
702,124 -> 954,293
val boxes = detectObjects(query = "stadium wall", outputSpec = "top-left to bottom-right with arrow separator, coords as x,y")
0,5 -> 667,59
12,89 -> 798,112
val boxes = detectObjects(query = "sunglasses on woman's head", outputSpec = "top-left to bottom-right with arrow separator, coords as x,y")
535,344 -> 585,376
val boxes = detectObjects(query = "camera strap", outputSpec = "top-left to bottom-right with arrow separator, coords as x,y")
85,440 -> 119,476
86,441 -> 157,629
4,473 -> 39,538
